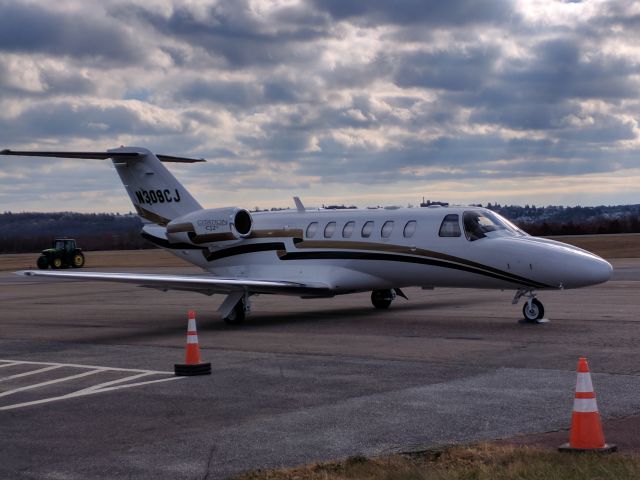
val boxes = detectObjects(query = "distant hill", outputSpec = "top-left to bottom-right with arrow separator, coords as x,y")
1,204 -> 638,253
483,203 -> 640,236
0,212 -> 149,253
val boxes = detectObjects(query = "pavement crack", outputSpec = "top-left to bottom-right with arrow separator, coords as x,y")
202,443 -> 217,480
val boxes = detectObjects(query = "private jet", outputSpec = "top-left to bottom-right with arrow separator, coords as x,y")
1,147 -> 613,324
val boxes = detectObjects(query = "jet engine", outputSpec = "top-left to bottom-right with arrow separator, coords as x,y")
166,207 -> 253,245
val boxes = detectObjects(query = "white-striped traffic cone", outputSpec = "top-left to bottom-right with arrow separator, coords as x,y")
559,357 -> 616,452
174,311 -> 211,376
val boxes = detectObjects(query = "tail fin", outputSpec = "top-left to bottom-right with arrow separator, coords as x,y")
109,147 -> 202,225
1,146 -> 205,225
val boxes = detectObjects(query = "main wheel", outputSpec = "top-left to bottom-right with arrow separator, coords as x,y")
522,298 -> 545,322
51,257 -> 63,269
71,252 -> 85,268
37,255 -> 49,270
371,289 -> 394,309
224,299 -> 246,325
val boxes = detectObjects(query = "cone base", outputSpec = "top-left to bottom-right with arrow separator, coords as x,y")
558,443 -> 617,453
174,362 -> 211,376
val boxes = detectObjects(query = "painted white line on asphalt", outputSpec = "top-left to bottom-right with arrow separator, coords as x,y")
0,362 -> 20,369
0,376 -> 184,411
77,372 -> 153,393
0,359 -> 188,411
0,365 -> 62,382
87,376 -> 184,393
0,359 -> 174,375
0,369 -> 105,398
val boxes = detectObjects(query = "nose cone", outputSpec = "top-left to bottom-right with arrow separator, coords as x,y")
563,254 -> 613,288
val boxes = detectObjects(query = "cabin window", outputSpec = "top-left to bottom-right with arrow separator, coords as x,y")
403,220 -> 417,238
361,221 -> 374,238
381,221 -> 394,238
306,222 -> 318,238
342,221 -> 355,238
324,221 -> 337,238
439,214 -> 461,237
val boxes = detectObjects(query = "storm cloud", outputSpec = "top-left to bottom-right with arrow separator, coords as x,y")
0,0 -> 638,212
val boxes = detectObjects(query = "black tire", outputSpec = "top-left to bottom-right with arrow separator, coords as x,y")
522,298 -> 544,322
51,257 -> 63,269
371,289 -> 393,309
224,300 -> 246,325
71,252 -> 85,268
37,255 -> 49,270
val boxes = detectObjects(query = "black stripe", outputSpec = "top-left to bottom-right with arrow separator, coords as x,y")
278,251 -> 551,288
191,238 -> 551,289
141,232 -> 205,250
204,242 -> 287,262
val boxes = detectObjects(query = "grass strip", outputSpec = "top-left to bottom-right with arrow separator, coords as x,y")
233,443 -> 640,480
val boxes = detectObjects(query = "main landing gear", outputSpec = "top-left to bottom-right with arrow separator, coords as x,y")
371,288 -> 408,309
223,295 -> 251,325
513,289 -> 547,323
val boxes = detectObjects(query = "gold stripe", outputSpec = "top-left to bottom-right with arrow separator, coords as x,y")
293,240 -> 509,277
135,206 -> 171,226
248,228 -> 304,239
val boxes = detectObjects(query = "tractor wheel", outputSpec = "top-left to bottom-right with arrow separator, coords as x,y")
37,255 -> 49,270
72,252 -> 85,268
51,257 -> 63,269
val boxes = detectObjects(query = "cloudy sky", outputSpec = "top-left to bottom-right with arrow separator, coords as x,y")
0,0 -> 639,212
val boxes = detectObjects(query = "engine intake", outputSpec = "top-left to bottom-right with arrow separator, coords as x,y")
166,207 -> 253,245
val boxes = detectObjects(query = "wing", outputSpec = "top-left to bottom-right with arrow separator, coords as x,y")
16,270 -> 331,296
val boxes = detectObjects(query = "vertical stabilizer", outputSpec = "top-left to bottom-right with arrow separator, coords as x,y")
109,147 -> 202,225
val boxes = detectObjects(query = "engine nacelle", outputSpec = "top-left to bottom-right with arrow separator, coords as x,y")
166,207 -> 252,245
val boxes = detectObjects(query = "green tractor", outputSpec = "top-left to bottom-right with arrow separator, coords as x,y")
37,238 -> 85,270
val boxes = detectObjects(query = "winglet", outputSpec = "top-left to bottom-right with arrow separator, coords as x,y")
293,196 -> 305,213
15,270 -> 34,277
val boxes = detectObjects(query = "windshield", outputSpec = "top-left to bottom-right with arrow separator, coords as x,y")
463,210 -> 526,241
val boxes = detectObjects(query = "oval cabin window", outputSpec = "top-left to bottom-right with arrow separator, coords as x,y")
403,220 -> 417,238
324,221 -> 337,238
306,222 -> 319,238
361,221 -> 374,238
439,214 -> 461,237
381,221 -> 394,238
342,221 -> 355,238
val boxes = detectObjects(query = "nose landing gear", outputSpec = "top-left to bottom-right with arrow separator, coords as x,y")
513,289 -> 547,323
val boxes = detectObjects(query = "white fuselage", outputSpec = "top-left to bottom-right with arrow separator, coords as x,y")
151,206 -> 613,295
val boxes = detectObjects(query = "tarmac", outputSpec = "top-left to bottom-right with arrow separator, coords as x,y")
0,258 -> 639,479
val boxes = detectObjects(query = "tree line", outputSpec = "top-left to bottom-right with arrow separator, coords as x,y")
1,205 -> 638,254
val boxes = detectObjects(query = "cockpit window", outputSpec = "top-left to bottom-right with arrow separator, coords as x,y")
463,210 -> 524,241
439,214 -> 461,237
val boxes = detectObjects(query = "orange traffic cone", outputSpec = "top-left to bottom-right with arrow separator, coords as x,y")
174,310 -> 211,376
559,357 -> 616,452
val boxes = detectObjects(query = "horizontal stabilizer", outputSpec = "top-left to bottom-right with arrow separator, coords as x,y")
0,150 -> 205,163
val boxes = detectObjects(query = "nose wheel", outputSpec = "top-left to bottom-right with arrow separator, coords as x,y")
513,289 -> 548,323
522,298 -> 545,322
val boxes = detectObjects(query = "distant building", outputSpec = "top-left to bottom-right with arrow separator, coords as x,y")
420,197 -> 449,207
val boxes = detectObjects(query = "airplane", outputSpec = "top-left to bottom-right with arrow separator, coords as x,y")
1,147 -> 613,324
